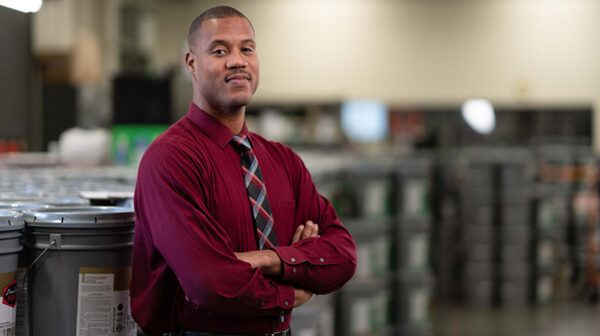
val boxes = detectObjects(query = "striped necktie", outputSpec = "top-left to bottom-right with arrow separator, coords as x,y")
231,135 -> 278,249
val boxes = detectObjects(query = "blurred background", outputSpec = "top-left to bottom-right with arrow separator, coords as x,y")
1,0 -> 600,335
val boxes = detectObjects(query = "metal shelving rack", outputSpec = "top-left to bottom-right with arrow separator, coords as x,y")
461,157 -> 496,307
498,157 -> 533,307
564,149 -> 599,300
336,163 -> 396,336
531,182 -> 568,304
317,155 -> 435,336
459,149 -> 534,307
394,157 -> 433,336
430,151 -> 462,304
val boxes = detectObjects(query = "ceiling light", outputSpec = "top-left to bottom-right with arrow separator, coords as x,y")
0,0 -> 42,13
461,99 -> 496,135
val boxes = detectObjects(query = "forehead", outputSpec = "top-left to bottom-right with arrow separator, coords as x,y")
198,16 -> 255,46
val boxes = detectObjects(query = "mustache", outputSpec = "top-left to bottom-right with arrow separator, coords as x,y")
225,70 -> 251,81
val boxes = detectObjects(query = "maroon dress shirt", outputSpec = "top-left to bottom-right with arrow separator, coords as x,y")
131,103 -> 357,335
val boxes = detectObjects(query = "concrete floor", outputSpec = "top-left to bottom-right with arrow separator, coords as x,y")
433,301 -> 600,336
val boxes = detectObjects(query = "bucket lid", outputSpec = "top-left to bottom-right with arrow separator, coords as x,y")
23,206 -> 135,228
40,197 -> 90,207
0,197 -> 89,207
0,210 -> 25,230
0,202 -> 52,212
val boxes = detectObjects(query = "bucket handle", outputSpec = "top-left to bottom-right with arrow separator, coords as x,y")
23,238 -> 56,336
24,238 -> 56,283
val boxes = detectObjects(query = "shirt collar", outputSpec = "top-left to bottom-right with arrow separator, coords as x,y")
186,102 -> 250,149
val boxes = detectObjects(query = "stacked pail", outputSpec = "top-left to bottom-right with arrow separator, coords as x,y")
22,207 -> 135,336
0,210 -> 25,335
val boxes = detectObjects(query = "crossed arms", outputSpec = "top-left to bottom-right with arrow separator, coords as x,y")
235,220 -> 321,307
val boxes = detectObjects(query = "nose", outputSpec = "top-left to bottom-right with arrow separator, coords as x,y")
226,49 -> 247,69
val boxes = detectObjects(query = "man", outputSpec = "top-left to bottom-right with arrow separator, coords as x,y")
131,6 -> 357,336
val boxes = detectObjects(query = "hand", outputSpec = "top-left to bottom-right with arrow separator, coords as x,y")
293,288 -> 313,307
234,250 -> 282,277
291,220 -> 319,244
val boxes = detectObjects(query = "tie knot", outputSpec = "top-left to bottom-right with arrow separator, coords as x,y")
231,135 -> 252,152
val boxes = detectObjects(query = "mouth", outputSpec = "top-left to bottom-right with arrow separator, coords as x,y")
225,73 -> 251,83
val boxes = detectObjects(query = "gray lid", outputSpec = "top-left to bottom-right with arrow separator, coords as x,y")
0,197 -> 89,207
0,197 -> 37,202
40,197 -> 90,207
0,210 -> 25,230
23,206 -> 135,228
0,202 -> 52,212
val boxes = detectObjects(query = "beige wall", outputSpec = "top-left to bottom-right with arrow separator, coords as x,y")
156,0 -> 599,100
33,0 -> 600,148
155,0 -> 600,148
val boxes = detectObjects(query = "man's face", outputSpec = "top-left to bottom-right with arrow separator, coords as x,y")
186,16 -> 259,113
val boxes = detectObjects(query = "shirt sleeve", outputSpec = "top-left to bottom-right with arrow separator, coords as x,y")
134,142 -> 295,318
272,148 -> 357,294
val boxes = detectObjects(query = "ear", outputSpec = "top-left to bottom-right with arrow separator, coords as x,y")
185,51 -> 196,77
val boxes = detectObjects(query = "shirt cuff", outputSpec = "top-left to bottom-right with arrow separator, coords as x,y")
278,284 -> 295,314
273,245 -> 306,283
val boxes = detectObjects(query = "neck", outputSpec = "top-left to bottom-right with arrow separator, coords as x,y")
193,98 -> 246,134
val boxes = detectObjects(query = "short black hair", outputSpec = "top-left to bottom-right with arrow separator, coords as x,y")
188,6 -> 253,50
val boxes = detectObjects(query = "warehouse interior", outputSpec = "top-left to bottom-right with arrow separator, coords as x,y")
1,0 -> 600,335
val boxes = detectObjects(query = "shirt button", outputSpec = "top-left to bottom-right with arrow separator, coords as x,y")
290,257 -> 296,262
320,257 -> 324,263
185,296 -> 190,302
292,268 -> 296,273
261,301 -> 265,306
284,301 -> 289,306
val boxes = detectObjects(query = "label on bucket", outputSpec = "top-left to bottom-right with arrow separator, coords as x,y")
0,271 -> 17,336
75,267 -> 134,336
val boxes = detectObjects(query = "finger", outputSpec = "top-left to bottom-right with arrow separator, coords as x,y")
310,223 -> 319,237
299,221 -> 311,239
291,225 -> 304,244
310,222 -> 319,237
301,222 -> 314,239
302,222 -> 318,239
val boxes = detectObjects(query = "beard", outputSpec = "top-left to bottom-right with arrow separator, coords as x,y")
201,90 -> 252,117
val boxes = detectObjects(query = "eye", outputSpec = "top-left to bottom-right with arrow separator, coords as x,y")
242,47 -> 254,53
211,49 -> 227,56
